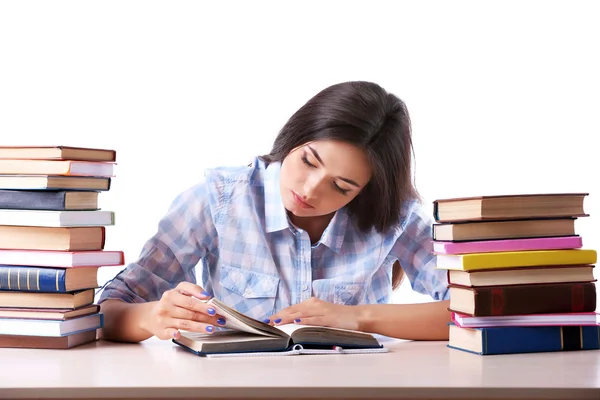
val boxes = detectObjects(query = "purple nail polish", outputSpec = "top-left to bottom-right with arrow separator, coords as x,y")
201,291 -> 211,297
207,308 -> 215,315
263,319 -> 270,324
274,318 -> 282,324
294,319 -> 301,323
217,318 -> 226,325
206,326 -> 213,333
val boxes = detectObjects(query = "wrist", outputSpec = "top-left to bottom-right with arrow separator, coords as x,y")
136,302 -> 156,334
356,304 -> 375,333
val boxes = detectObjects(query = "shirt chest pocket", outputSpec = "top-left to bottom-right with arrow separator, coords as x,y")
217,264 -> 280,320
312,280 -> 368,305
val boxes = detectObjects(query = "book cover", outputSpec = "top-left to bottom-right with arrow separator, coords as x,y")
0,175 -> 111,191
432,218 -> 576,242
447,265 -> 596,287
0,189 -> 99,211
0,249 -> 124,268
0,265 -> 99,293
451,312 -> 599,328
433,236 -> 583,255
0,145 -> 116,162
0,209 -> 114,227
436,249 -> 597,271
0,313 -> 103,337
0,329 -> 98,349
433,193 -> 588,222
448,323 -> 600,355
448,282 -> 597,316
0,159 -> 115,177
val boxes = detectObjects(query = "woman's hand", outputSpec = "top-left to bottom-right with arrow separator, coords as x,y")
139,282 -> 226,340
266,297 -> 362,331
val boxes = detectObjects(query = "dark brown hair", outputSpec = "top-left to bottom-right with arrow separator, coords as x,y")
262,81 -> 418,289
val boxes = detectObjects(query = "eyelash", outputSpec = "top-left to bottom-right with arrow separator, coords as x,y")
301,155 -> 350,195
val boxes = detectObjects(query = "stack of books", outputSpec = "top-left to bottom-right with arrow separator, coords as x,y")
431,193 -> 599,355
0,146 -> 124,349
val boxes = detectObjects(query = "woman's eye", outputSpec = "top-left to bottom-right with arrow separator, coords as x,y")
301,155 -> 316,168
334,182 -> 349,195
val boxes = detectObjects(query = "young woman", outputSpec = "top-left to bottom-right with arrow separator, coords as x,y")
98,81 -> 451,343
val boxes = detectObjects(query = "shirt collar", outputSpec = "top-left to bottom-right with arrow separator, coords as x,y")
263,160 -> 289,233
316,207 -> 349,254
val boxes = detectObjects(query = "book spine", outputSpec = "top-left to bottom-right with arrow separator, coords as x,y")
0,265 -> 66,292
483,325 -> 600,354
434,236 -> 583,254
0,190 -> 67,210
459,249 -> 597,270
472,282 -> 597,316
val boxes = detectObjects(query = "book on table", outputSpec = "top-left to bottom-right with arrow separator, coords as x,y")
173,297 -> 387,357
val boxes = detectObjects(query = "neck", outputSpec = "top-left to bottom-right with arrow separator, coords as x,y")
288,212 -> 335,244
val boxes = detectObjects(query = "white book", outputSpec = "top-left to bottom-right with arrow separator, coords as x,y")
0,249 -> 124,267
452,312 -> 600,328
0,313 -> 103,337
0,209 -> 114,227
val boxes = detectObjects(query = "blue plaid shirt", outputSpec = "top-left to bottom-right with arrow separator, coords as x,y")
98,157 -> 449,320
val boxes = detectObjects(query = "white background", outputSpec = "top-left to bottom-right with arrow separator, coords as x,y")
1,0 -> 598,306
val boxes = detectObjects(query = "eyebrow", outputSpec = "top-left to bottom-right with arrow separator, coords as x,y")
306,145 -> 361,188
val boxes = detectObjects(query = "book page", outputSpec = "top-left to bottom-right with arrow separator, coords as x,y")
276,323 -> 373,336
208,298 -> 286,338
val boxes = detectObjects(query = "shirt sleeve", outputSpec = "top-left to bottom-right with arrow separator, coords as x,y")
391,201 -> 449,301
97,179 -> 219,304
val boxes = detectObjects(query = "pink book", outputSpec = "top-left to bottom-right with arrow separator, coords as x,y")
452,311 -> 600,328
432,236 -> 582,255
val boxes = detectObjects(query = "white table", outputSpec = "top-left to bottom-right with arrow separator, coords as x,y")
0,337 -> 599,399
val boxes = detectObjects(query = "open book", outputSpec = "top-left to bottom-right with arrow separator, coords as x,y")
172,298 -> 387,357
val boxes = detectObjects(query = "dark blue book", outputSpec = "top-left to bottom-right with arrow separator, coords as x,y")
0,189 -> 99,210
448,323 -> 600,355
0,265 -> 98,293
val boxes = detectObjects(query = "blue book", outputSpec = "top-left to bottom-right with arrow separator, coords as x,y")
448,323 -> 600,355
0,265 -> 98,293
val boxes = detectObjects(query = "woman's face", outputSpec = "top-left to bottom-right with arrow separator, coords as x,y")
279,139 -> 372,218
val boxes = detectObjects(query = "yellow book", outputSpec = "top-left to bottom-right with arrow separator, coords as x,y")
436,249 -> 597,271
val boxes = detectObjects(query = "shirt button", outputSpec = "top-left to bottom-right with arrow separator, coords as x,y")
301,284 -> 309,291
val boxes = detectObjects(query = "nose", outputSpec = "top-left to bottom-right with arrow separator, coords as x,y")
303,173 -> 323,199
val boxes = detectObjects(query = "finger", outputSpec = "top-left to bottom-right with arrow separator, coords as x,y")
176,282 -> 211,299
290,316 -> 328,327
274,310 -> 321,326
170,317 -> 216,334
170,305 -> 226,327
268,310 -> 300,326
167,290 -> 221,317
265,302 -> 309,325
161,327 -> 181,341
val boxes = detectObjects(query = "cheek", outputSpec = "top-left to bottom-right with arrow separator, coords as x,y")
281,160 -> 304,187
320,192 -> 356,212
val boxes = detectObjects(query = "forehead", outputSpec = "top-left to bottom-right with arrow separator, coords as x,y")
303,139 -> 372,184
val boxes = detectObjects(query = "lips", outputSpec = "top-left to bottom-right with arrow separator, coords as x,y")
292,191 -> 313,209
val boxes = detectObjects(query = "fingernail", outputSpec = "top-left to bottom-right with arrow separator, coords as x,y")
263,319 -> 270,324
217,318 -> 226,325
294,319 -> 301,323
173,331 -> 179,338
201,291 -> 211,297
207,308 -> 216,315
274,318 -> 282,324
206,326 -> 213,333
